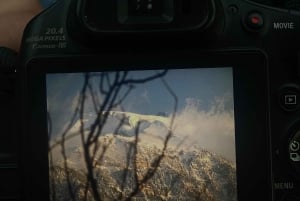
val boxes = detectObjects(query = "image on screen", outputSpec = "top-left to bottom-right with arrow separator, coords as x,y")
46,67 -> 237,201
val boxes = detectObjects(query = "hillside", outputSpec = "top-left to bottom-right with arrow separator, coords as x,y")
50,134 -> 237,201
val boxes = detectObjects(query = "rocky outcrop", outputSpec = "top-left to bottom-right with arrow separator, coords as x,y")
50,134 -> 237,201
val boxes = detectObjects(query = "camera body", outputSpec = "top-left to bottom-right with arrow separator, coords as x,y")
13,0 -> 300,200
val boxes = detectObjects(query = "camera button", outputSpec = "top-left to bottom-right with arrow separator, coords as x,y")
246,12 -> 264,30
289,130 -> 300,162
279,86 -> 300,112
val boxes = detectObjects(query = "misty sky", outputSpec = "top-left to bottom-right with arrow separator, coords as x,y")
46,67 -> 236,161
47,67 -> 233,114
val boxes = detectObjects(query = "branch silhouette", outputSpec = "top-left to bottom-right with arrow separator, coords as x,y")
122,77 -> 178,201
48,69 -> 238,201
48,70 -> 176,201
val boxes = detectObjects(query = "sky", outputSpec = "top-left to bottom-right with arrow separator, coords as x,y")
46,66 -> 235,161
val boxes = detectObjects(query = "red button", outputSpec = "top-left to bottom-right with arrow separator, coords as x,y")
250,16 -> 260,25
246,12 -> 264,30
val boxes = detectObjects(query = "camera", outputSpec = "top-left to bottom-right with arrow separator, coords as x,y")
1,0 -> 300,200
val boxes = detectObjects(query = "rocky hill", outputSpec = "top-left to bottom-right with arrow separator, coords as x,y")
50,134 -> 237,201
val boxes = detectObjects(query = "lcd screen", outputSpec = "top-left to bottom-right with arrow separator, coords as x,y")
46,67 -> 237,201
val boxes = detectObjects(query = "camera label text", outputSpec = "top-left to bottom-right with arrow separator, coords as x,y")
273,22 -> 295,30
26,27 -> 67,50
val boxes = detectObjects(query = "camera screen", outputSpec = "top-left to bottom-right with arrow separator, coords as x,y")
46,67 -> 237,201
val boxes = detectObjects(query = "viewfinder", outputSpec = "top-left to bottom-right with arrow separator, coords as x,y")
118,0 -> 174,24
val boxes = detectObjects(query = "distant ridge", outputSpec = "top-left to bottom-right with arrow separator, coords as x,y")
50,134 -> 237,201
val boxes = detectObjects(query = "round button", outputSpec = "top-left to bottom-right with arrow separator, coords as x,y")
290,140 -> 300,152
246,12 -> 264,30
279,85 -> 300,112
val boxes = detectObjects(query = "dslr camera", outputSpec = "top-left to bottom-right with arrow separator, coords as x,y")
1,0 -> 300,200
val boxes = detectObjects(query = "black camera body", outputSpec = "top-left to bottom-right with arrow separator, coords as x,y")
12,0 -> 300,200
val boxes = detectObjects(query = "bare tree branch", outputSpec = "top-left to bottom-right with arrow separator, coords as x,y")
122,77 -> 178,201
49,70 -> 173,201
79,73 -> 102,201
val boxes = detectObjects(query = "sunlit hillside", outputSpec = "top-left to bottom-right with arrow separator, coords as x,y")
50,134 -> 237,201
